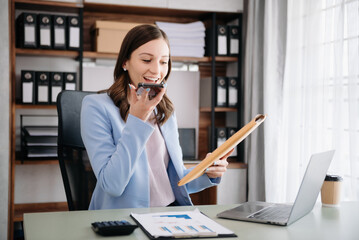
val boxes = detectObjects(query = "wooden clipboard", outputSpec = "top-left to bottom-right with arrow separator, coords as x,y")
178,114 -> 266,186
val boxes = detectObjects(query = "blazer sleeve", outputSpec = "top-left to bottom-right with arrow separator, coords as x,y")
81,95 -> 154,197
163,111 -> 221,195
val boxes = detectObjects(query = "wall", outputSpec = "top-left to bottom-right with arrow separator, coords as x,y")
0,0 -> 9,238
15,164 -> 65,203
217,169 -> 247,204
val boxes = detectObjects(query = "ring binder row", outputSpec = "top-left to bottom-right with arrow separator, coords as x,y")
200,76 -> 239,108
21,70 -> 77,104
215,127 -> 238,157
216,76 -> 239,107
16,12 -> 81,50
205,24 -> 240,56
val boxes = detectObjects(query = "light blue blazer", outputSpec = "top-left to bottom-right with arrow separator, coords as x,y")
81,93 -> 220,210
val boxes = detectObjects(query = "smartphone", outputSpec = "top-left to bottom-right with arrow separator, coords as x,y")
136,82 -> 165,99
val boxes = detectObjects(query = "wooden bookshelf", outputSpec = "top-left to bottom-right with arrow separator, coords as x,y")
9,1 -> 244,239
200,107 -> 238,112
83,51 -> 238,63
15,104 -> 57,109
16,48 -> 79,58
15,160 -> 58,165
15,0 -> 82,11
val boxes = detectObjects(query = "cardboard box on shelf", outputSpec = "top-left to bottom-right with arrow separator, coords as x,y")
92,21 -> 146,53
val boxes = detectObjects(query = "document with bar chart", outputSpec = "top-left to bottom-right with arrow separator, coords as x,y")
130,208 -> 236,239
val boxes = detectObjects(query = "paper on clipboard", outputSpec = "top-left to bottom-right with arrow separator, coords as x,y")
130,208 -> 236,239
178,114 -> 266,186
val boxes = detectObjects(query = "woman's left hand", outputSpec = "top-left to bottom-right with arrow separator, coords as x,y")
205,149 -> 234,178
128,83 -> 166,122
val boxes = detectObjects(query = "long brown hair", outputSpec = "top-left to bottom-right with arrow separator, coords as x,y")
107,24 -> 174,125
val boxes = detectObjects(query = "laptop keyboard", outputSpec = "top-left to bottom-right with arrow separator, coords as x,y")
248,205 -> 292,222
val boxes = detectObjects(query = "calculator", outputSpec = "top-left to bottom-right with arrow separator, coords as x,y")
91,220 -> 138,236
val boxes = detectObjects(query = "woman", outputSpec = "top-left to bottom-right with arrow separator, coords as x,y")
81,24 -> 230,210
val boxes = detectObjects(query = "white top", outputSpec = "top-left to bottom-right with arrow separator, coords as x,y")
146,116 -> 175,207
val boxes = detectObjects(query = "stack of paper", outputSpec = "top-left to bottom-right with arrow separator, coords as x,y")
156,21 -> 206,58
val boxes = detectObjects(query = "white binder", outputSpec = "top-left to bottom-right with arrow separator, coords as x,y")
216,77 -> 227,107
64,72 -> 76,90
21,70 -> 35,104
53,16 -> 66,49
36,72 -> 49,104
38,15 -> 51,48
217,25 -> 227,55
50,72 -> 63,104
228,77 -> 238,107
68,16 -> 80,49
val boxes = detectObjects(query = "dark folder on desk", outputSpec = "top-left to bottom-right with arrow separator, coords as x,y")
52,15 -> 67,50
216,76 -> 227,107
67,16 -> 80,50
38,14 -> 52,49
16,12 -> 38,48
50,72 -> 63,104
35,71 -> 50,104
21,70 -> 35,104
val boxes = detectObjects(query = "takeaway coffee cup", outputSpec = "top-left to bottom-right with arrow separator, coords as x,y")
321,174 -> 343,207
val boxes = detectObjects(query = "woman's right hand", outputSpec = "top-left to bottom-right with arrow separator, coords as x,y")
128,83 -> 166,121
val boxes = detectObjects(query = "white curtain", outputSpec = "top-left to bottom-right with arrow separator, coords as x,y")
244,0 -> 266,201
244,0 -> 287,201
262,0 -> 288,203
265,0 -> 359,203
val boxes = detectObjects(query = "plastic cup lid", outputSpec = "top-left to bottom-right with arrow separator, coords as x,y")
325,174 -> 343,181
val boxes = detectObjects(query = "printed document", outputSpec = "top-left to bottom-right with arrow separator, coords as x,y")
131,208 -> 236,239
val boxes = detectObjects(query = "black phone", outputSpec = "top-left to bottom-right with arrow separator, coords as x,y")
137,82 -> 165,98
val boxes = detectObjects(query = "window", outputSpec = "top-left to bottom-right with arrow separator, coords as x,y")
278,0 -> 358,202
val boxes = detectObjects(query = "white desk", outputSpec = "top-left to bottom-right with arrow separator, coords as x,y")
24,202 -> 359,240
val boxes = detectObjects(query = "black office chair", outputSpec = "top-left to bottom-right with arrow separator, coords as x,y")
57,90 -> 97,211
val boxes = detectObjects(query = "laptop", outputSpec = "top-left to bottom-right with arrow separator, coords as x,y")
217,150 -> 335,226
